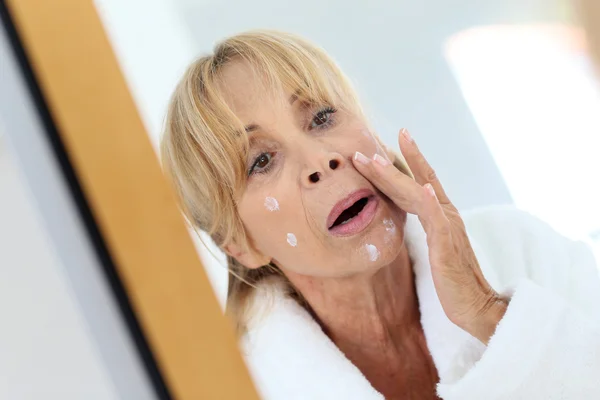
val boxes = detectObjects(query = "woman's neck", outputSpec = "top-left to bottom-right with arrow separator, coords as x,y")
284,243 -> 439,399
286,243 -> 419,347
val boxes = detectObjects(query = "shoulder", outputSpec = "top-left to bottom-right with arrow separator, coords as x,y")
462,205 -> 600,313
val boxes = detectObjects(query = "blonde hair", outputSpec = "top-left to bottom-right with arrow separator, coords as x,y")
160,30 -> 412,335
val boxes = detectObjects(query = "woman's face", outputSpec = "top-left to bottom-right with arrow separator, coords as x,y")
220,61 -> 406,278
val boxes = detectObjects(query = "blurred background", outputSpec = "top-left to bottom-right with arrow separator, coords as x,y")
1,0 -> 599,398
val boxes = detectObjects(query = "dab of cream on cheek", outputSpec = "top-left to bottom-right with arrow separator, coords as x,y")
264,196 -> 279,212
365,244 -> 380,262
383,218 -> 396,233
287,233 -> 298,247
383,218 -> 397,244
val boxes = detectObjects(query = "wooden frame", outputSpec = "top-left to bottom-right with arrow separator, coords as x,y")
2,1 -> 259,399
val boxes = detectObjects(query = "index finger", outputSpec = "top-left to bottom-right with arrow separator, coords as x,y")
352,151 -> 426,215
399,129 -> 452,205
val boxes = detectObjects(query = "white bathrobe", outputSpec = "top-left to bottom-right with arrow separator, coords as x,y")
240,205 -> 600,399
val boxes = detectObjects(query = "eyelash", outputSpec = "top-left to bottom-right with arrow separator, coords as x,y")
309,106 -> 337,131
247,106 -> 338,176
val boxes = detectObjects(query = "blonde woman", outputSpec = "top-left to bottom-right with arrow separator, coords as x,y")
160,30 -> 600,400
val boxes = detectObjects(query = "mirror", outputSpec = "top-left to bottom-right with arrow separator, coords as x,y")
95,0 -> 600,398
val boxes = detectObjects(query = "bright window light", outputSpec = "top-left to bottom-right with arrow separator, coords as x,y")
445,24 -> 600,261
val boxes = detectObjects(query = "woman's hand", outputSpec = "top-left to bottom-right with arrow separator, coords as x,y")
352,129 -> 508,345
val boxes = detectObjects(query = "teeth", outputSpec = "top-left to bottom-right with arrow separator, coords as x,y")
340,217 -> 353,225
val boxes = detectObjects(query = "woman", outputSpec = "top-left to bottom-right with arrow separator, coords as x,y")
160,30 -> 600,399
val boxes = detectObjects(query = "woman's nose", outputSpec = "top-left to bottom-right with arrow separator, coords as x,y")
306,155 -> 343,185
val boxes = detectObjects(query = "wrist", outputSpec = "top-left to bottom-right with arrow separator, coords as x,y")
465,294 -> 509,345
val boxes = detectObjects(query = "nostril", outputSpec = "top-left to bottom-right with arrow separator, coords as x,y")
329,159 -> 339,170
309,172 -> 320,183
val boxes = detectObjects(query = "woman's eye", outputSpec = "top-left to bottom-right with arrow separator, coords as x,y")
310,107 -> 337,130
249,152 -> 273,175
256,153 -> 270,168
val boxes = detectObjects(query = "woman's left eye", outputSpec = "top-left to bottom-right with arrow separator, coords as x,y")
310,107 -> 337,130
248,152 -> 274,176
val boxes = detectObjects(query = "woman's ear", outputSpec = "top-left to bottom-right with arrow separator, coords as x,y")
224,242 -> 270,270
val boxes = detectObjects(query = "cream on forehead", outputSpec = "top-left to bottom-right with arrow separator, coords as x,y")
365,244 -> 380,262
264,196 -> 279,212
286,233 -> 298,247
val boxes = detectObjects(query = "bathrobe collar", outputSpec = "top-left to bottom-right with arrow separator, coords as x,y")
241,213 -> 494,399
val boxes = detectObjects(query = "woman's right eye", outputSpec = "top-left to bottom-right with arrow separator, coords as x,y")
248,152 -> 273,176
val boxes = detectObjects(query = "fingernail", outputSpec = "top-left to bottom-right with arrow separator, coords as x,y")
373,154 -> 391,166
425,183 -> 436,198
401,128 -> 413,143
354,151 -> 370,164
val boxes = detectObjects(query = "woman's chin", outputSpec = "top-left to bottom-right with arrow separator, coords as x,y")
371,216 -> 407,261
342,225 -> 405,274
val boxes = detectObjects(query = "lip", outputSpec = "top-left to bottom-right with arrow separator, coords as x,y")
326,188 -> 379,237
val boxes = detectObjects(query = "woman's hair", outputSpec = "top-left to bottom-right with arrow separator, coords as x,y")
160,29 -> 412,335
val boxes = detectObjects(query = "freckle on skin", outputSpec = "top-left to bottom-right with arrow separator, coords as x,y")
287,233 -> 297,247
365,244 -> 380,262
264,197 -> 279,212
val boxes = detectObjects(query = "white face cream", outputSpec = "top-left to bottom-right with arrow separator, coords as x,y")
264,196 -> 280,212
383,218 -> 396,233
365,244 -> 380,262
286,233 -> 298,247
383,218 -> 397,244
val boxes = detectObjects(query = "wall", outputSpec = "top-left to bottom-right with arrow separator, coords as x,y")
0,138 -> 119,399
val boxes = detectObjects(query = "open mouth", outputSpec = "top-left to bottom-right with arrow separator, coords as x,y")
326,189 -> 379,237
329,197 -> 369,229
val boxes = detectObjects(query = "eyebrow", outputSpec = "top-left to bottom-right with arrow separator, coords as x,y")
244,92 -> 299,134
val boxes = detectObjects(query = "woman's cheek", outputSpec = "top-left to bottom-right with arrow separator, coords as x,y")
264,196 -> 280,211
261,196 -> 300,250
286,233 -> 298,247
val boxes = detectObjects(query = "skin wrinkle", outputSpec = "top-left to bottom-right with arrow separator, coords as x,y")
220,60 -> 439,399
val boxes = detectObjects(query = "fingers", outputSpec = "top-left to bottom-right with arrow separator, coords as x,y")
398,129 -> 451,205
421,183 -> 452,256
352,150 -> 452,255
352,151 -> 424,215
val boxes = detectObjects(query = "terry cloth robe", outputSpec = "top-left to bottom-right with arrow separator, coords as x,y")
240,205 -> 600,399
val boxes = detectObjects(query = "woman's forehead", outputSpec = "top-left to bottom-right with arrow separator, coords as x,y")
218,61 -> 291,119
